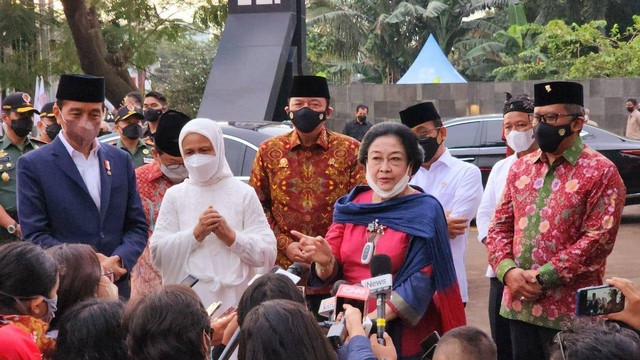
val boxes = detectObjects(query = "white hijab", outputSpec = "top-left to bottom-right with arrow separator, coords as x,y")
178,118 -> 234,186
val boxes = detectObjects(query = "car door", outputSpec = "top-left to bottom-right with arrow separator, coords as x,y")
223,134 -> 259,182
445,120 -> 483,167
478,118 -> 508,183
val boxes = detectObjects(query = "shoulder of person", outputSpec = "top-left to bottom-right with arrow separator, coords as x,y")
327,130 -> 361,147
27,137 -> 47,148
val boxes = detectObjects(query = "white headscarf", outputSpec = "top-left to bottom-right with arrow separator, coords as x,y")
178,118 -> 233,186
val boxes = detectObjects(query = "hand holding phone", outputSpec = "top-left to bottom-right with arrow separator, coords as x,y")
576,284 -> 625,316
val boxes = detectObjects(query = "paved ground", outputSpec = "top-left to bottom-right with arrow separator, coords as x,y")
465,204 -> 640,333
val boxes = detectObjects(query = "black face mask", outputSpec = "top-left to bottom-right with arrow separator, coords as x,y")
122,123 -> 142,140
45,123 -> 62,140
11,117 -> 33,138
289,107 -> 326,134
534,121 -> 574,153
418,136 -> 441,163
144,108 -> 162,122
627,107 -> 635,113
357,115 -> 367,123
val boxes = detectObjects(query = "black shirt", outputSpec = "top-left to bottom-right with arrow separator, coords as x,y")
342,118 -> 372,142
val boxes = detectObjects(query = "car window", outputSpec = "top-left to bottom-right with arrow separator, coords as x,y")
484,119 -> 506,147
445,122 -> 482,148
243,147 -> 258,177
223,137 -> 246,176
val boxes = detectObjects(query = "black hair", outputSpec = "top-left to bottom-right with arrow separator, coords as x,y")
125,92 -> 143,107
0,242 -> 59,314
124,285 -> 209,360
358,122 -> 424,176
53,298 -> 129,360
237,273 -> 305,327
145,91 -> 167,105
355,104 -> 369,112
549,319 -> 640,360
238,299 -> 337,360
433,326 -> 497,360
627,98 -> 638,106
46,244 -> 102,329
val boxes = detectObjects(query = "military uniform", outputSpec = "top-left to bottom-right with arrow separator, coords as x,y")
112,138 -> 154,169
0,136 -> 45,243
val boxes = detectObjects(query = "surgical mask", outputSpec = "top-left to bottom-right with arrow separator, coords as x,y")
534,121 -> 574,153
45,123 -> 62,140
11,117 -> 33,138
41,295 -> 58,323
184,154 -> 218,183
144,108 -> 162,122
505,128 -> 535,153
122,123 -> 142,140
418,136 -> 441,163
366,169 -> 410,200
289,107 -> 326,134
160,163 -> 189,183
357,115 -> 367,123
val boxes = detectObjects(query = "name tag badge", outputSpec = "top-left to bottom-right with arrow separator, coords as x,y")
143,157 -> 154,164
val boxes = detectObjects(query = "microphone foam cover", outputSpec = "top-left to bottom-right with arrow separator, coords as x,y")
370,254 -> 392,277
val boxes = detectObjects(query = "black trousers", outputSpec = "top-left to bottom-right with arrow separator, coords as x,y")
509,319 -> 559,360
489,277 -> 513,360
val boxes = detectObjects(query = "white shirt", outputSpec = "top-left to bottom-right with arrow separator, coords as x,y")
150,176 -> 277,307
59,132 -> 102,210
409,149 -> 483,302
476,154 -> 517,277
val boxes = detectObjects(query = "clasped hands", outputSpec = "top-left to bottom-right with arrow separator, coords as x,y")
504,268 -> 543,302
289,230 -> 333,265
193,206 -> 236,246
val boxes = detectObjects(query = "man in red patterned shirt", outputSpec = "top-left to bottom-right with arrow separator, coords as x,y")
487,81 -> 626,360
131,110 -> 191,299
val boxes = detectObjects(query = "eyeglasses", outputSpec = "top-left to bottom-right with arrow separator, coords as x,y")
529,113 -> 581,125
102,269 -> 115,282
416,127 -> 441,139
553,332 -> 566,360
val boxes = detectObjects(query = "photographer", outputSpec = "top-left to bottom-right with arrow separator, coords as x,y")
604,277 -> 640,331
337,304 -> 397,360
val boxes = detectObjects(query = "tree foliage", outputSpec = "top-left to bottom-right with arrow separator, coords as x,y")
490,17 -> 640,80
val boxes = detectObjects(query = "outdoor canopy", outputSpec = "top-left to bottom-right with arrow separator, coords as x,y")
397,34 -> 467,84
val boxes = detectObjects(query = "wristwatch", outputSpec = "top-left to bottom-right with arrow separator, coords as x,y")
6,223 -> 17,235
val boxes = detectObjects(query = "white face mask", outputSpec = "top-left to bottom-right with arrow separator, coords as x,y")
184,154 -> 218,183
505,128 -> 535,153
366,169 -> 410,200
160,163 -> 189,184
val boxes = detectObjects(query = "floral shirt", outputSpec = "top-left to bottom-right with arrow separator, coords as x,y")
0,315 -> 55,358
487,137 -> 626,330
249,127 -> 364,269
130,161 -> 173,299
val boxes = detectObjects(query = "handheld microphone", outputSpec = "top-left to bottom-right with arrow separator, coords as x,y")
317,280 -> 348,321
327,283 -> 370,349
362,254 -> 392,345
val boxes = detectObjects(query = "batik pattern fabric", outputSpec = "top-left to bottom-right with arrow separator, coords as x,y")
0,315 -> 55,358
488,137 -> 626,330
249,128 -> 364,270
131,161 -> 171,298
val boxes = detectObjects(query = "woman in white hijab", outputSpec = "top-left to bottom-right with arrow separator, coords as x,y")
150,118 -> 277,307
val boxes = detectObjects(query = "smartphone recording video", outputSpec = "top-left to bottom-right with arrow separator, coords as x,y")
576,285 -> 625,316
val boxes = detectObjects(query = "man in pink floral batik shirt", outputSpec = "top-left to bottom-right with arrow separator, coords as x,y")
487,81 -> 626,360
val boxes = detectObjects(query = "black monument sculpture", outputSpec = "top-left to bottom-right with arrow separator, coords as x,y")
197,0 -> 306,122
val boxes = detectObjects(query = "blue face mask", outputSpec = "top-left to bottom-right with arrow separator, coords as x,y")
41,295 -> 58,323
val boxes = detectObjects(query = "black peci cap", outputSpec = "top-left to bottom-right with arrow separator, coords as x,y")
288,75 -> 330,100
56,74 -> 105,103
399,102 -> 440,129
154,110 -> 191,157
534,81 -> 583,107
